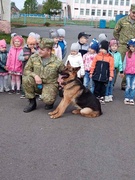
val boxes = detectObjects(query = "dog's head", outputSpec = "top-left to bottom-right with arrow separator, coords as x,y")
60,61 -> 81,83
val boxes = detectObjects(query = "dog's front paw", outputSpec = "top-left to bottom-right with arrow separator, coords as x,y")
48,112 -> 53,115
50,115 -> 59,119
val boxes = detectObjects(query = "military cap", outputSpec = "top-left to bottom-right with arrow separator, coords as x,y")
131,4 -> 135,12
39,38 -> 54,49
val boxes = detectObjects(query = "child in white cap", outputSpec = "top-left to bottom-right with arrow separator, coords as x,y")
65,42 -> 85,81
57,28 -> 67,59
49,29 -> 62,59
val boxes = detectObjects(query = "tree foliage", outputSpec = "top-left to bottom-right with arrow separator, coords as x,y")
42,0 -> 62,15
24,0 -> 38,14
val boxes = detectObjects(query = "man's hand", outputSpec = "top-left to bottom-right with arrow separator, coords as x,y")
34,75 -> 42,84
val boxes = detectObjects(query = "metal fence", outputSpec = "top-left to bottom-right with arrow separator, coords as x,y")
11,14 -> 117,28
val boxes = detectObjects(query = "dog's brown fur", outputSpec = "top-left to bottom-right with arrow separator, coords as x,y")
48,62 -> 102,119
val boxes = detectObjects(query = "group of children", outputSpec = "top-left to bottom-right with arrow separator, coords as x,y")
0,29 -> 135,106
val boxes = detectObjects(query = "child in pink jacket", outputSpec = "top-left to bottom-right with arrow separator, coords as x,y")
6,35 -> 24,94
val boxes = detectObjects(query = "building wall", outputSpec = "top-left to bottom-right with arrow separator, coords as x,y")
0,0 -> 10,21
64,0 -> 135,20
0,0 -> 11,33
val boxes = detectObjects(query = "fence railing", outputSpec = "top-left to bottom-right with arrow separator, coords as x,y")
11,13 -> 118,28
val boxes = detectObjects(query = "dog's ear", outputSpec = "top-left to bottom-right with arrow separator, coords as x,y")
73,67 -> 81,72
66,61 -> 71,67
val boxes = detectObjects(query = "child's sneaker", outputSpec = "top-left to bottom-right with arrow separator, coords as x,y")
16,90 -> 20,94
0,88 -> 4,93
4,88 -> 10,92
100,97 -> 105,105
109,95 -> 113,102
20,94 -> 25,99
105,96 -> 109,102
8,90 -> 15,94
124,98 -> 130,105
129,99 -> 135,106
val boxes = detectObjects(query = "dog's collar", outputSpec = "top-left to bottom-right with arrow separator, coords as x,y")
62,79 -> 75,85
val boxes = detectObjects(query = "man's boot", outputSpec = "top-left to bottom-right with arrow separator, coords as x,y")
23,98 -> 37,113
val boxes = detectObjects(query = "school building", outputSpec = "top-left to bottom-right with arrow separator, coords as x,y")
62,0 -> 135,20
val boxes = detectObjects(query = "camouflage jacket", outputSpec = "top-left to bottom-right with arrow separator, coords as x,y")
113,15 -> 135,46
23,53 -> 65,84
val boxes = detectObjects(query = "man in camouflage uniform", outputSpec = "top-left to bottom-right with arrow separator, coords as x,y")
22,38 -> 65,113
113,4 -> 135,90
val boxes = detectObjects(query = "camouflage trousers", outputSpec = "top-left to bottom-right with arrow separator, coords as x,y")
117,45 -> 128,88
22,75 -> 58,105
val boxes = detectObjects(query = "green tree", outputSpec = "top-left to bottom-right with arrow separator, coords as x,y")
42,0 -> 62,15
24,0 -> 38,14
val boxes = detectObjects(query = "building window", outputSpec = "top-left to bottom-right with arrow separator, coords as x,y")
80,8 -> 84,15
97,9 -> 101,16
92,0 -> 96,4
91,9 -> 95,15
86,9 -> 90,15
109,0 -> 113,5
108,10 -> 112,16
87,0 -> 90,3
103,0 -> 107,4
80,0 -> 85,3
115,0 -> 119,5
103,10 -> 106,16
120,0 -> 124,5
126,0 -> 130,6
75,0 -> 79,2
98,0 -> 101,3
125,11 -> 128,15
120,11 -> 123,14
114,10 -> 118,16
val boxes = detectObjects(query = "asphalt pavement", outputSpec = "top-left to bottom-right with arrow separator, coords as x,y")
0,25 -> 135,180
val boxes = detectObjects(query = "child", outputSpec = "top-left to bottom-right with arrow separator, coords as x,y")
28,32 -> 41,50
58,42 -> 85,97
35,33 -> 41,50
6,35 -> 24,94
19,36 -> 37,69
18,36 -> 37,98
83,38 -> 99,93
57,28 -> 67,59
90,40 -> 114,104
49,29 -> 62,60
98,33 -> 108,44
65,42 -> 85,81
123,38 -> 135,105
77,32 -> 91,57
0,39 -> 10,92
105,38 -> 124,102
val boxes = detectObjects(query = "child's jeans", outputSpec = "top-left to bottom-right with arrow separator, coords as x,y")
105,79 -> 114,96
105,69 -> 116,96
83,71 -> 94,93
0,74 -> 9,91
125,74 -> 135,100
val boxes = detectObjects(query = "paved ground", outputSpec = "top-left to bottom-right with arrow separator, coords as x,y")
0,26 -> 135,180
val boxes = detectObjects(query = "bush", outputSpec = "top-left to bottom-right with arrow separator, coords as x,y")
44,22 -> 50,27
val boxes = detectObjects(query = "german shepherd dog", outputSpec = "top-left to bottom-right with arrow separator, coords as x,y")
48,62 -> 102,119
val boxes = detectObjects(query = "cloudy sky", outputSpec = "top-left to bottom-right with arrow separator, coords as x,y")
12,0 -> 44,9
